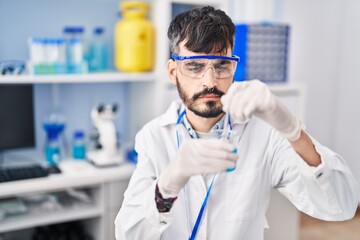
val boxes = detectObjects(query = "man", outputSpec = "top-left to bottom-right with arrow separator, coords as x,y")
115,6 -> 359,240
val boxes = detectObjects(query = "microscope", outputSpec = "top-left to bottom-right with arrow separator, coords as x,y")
86,104 -> 123,167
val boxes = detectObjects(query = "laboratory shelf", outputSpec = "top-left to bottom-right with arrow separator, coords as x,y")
0,71 -> 156,84
0,204 -> 102,233
0,160 -> 134,237
0,161 -> 135,198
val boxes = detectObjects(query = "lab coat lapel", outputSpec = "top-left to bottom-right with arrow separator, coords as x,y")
185,174 -> 208,227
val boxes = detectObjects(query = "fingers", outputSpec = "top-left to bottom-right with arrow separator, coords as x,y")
221,79 -> 273,122
201,138 -> 237,153
222,82 -> 254,122
221,81 -> 250,112
201,158 -> 236,174
192,151 -> 237,174
197,146 -> 238,163
181,139 -> 239,174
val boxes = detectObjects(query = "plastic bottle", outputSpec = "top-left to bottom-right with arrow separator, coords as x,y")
63,26 -> 87,73
72,130 -> 86,160
89,27 -> 108,72
44,38 -> 57,74
28,37 -> 46,74
45,38 -> 66,74
114,1 -> 154,72
55,38 -> 67,74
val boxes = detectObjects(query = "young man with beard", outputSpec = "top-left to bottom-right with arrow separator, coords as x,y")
115,6 -> 358,240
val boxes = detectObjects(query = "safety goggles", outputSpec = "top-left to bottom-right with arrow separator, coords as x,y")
171,54 -> 239,79
0,60 -> 26,75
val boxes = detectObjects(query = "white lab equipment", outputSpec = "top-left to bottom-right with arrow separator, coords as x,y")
28,37 -> 46,65
45,39 -> 58,65
28,37 -> 67,74
87,104 -> 123,167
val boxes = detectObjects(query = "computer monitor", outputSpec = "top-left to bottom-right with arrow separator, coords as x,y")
0,84 -> 35,151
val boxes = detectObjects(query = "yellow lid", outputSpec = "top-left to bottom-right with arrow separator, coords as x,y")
120,1 -> 149,18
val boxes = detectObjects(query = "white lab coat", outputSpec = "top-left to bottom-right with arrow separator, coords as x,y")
115,101 -> 359,240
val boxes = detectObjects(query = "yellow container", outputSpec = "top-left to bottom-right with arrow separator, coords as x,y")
114,1 -> 155,72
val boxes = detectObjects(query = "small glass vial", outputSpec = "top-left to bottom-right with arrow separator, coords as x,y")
72,130 -> 86,160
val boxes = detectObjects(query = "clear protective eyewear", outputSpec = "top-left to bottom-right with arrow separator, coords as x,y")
171,54 -> 239,79
0,60 -> 26,75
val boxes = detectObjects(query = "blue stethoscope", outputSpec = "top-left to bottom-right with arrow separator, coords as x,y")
175,109 -> 233,240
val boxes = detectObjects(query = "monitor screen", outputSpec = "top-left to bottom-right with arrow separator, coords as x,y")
0,84 -> 35,151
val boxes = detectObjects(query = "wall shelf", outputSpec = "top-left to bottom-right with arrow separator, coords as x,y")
0,72 -> 156,84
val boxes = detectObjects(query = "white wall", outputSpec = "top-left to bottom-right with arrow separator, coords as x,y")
334,0 -> 360,195
231,0 -> 344,146
281,0 -> 360,197
280,0 -> 344,147
231,0 -> 360,198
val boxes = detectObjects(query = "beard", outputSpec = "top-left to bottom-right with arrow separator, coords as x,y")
176,77 -> 225,118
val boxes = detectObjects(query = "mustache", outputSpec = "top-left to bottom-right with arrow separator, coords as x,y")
192,87 -> 225,101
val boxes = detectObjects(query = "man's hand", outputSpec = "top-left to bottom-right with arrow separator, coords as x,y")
158,138 -> 238,198
221,80 -> 303,141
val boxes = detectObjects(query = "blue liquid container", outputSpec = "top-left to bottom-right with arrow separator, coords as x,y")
45,133 -> 61,166
72,130 -> 86,160
88,27 -> 108,72
43,122 -> 66,165
226,148 -> 237,172
43,122 -> 65,134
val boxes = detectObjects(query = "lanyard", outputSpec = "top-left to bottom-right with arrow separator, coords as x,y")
175,109 -> 231,240
189,176 -> 215,240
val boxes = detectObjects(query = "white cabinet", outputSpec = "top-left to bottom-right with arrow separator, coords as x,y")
0,161 -> 134,240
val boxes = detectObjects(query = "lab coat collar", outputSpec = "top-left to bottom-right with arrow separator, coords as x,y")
158,100 -> 183,127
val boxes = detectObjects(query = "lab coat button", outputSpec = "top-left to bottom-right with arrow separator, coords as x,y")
160,220 -> 167,225
316,172 -> 323,178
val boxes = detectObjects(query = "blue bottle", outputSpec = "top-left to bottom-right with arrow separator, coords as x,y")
42,107 -> 67,166
45,133 -> 61,166
88,27 -> 108,72
72,130 -> 86,160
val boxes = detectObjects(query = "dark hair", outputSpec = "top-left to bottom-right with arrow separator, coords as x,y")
168,6 -> 235,54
